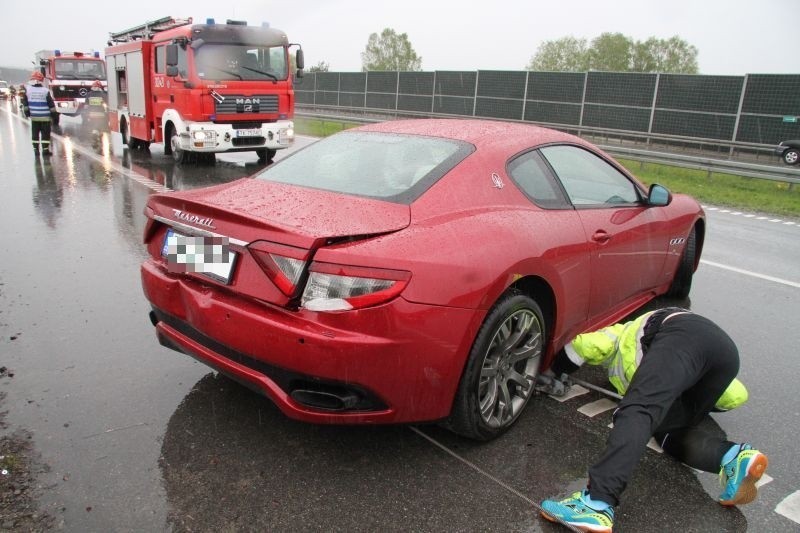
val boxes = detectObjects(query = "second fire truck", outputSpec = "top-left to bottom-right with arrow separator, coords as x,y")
104,16 -> 304,164
35,50 -> 108,125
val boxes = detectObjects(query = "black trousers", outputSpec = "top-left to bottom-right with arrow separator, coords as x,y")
588,314 -> 739,506
31,120 -> 52,152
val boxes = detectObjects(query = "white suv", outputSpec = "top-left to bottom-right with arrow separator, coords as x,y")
0,81 -> 10,99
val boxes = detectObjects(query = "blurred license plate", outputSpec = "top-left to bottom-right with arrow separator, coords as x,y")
236,128 -> 261,137
162,229 -> 237,284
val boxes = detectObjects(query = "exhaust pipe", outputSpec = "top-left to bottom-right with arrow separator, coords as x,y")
290,389 -> 359,411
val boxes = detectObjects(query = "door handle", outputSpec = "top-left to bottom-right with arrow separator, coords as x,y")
592,230 -> 611,244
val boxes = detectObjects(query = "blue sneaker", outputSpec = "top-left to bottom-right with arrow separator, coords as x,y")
719,444 -> 768,506
541,490 -> 614,533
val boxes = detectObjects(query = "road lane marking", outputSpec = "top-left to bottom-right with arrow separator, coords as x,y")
756,473 -> 774,488
409,427 -> 584,533
776,490 -> 800,525
703,206 -> 799,228
700,260 -> 800,289
2,108 -> 170,193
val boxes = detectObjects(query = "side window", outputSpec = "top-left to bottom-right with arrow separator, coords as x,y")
540,145 -> 641,206
154,46 -> 165,74
268,47 -> 287,78
176,46 -> 188,78
507,151 -> 570,209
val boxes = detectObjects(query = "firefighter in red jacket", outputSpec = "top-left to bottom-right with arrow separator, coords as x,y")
21,71 -> 56,155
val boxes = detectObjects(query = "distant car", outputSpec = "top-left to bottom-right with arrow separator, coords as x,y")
775,140 -> 800,165
140,119 -> 705,440
0,81 -> 10,99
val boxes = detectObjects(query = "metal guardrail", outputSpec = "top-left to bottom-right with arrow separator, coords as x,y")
599,146 -> 800,184
295,108 -> 800,186
296,104 -> 781,157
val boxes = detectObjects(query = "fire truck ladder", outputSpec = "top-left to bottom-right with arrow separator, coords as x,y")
108,16 -> 193,43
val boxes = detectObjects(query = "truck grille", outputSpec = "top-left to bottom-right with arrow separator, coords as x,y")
51,85 -> 90,99
232,137 -> 266,147
215,94 -> 279,115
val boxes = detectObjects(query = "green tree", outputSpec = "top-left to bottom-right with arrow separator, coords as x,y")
588,32 -> 633,72
308,61 -> 330,73
527,33 -> 699,74
361,28 -> 422,71
526,36 -> 588,71
631,36 -> 698,74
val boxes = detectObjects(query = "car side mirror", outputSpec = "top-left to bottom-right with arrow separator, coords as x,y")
166,44 -> 179,66
648,184 -> 672,206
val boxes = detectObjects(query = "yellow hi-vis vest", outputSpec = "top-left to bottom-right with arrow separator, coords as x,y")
563,311 -> 748,411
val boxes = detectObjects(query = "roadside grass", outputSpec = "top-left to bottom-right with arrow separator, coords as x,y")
293,117 -> 799,219
294,117 -> 360,137
618,158 -> 800,219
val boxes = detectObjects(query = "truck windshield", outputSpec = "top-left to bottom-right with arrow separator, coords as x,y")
54,59 -> 106,80
195,44 -> 288,81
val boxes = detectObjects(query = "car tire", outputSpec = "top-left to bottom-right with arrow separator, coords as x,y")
445,290 -> 544,441
666,226 -> 697,299
783,149 -> 799,165
170,128 -> 186,164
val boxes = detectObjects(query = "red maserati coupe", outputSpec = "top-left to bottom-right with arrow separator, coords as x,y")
141,119 -> 704,440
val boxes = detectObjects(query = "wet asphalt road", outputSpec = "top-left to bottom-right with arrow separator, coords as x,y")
0,102 -> 799,532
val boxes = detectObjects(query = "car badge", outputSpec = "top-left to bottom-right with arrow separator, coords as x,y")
172,209 -> 216,229
491,173 -> 504,189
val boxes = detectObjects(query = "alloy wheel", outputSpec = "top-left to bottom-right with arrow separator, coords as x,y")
477,308 -> 542,428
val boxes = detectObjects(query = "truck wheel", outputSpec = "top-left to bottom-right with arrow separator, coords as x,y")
170,129 -> 186,164
444,290 -> 544,441
257,149 -> 277,163
120,119 -> 131,147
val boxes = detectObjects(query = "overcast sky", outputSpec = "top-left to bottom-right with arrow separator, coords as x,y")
1,0 -> 798,75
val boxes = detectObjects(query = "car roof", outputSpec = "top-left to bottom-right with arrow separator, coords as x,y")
355,118 -> 592,155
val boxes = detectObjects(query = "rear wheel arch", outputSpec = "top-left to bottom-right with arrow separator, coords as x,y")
443,276 -> 555,440
509,275 -> 556,345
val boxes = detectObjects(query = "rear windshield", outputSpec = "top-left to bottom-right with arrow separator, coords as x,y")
257,132 -> 473,203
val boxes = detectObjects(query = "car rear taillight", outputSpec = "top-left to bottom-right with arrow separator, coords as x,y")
248,241 -> 311,296
301,262 -> 411,312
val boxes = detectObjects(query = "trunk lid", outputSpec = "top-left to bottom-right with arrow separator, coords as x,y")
145,178 -> 411,306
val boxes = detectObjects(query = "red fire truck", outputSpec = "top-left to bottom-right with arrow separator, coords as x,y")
35,50 -> 107,125
104,16 -> 304,164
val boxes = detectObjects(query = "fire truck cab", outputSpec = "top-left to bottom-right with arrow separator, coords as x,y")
104,16 -> 304,164
36,50 -> 107,125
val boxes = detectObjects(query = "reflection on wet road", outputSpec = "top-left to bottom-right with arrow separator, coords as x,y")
0,103 -> 798,531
